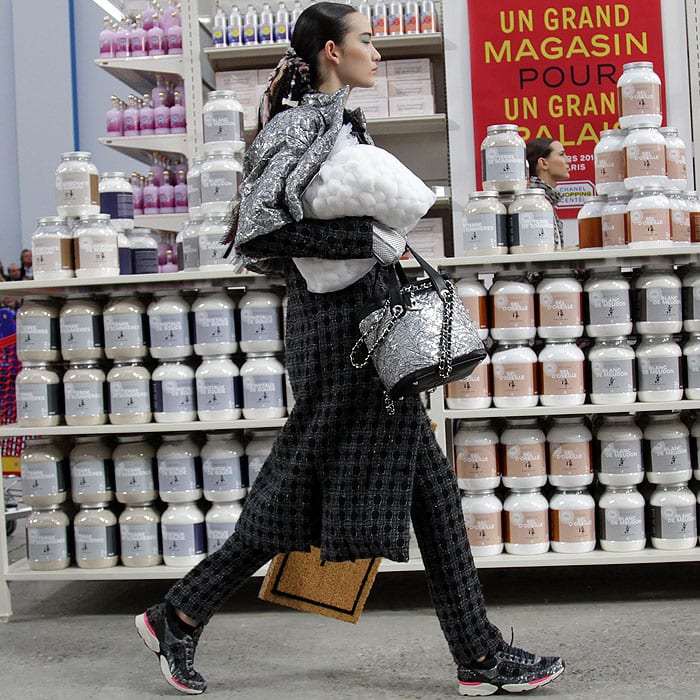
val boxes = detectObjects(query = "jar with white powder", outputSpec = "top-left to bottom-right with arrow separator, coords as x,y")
157,433 -> 203,503
547,417 -> 593,487
500,419 -> 547,489
538,339 -> 586,407
659,126 -> 687,190
206,500 -> 244,554
668,192 -> 691,243
55,151 -> 99,217
196,355 -> 241,421
203,90 -> 245,152
455,274 -> 489,340
584,268 -> 633,337
16,297 -> 61,362
617,61 -> 662,128
177,216 -> 202,270
626,188 -> 671,245
549,488 -> 596,553
461,489 -> 503,556
238,290 -> 284,353
480,124 -> 527,192
462,191 -> 508,255
99,172 -> 134,229
59,296 -> 104,361
147,292 -> 192,359
201,432 -> 247,501
649,482 -> 697,550
644,413 -> 692,484
240,353 -> 286,419
623,124 -> 667,190
103,295 -> 148,360
682,264 -> 700,332
107,360 -> 152,424
445,353 -> 491,410
32,217 -> 75,279
683,334 -> 700,399
245,429 -> 278,487
26,507 -> 72,570
119,502 -> 162,567
491,341 -> 538,408
588,337 -> 636,404
74,214 -> 121,277
197,216 -> 229,269
489,272 -> 536,341
152,358 -> 197,423
689,416 -> 700,482
21,438 -> 68,507
508,189 -> 556,253
63,361 -> 107,426
453,420 -> 500,490
600,193 -> 629,247
636,335 -> 683,402
113,435 -> 157,504
594,129 -> 626,196
200,148 -> 242,217
162,501 -> 207,566
187,157 -> 204,218
598,485 -> 646,552
192,291 -> 237,355
503,488 -> 549,555
74,503 -> 119,569
69,437 -> 113,505
16,362 -> 62,428
536,271 -> 583,339
634,266 -> 682,335
595,415 -> 644,486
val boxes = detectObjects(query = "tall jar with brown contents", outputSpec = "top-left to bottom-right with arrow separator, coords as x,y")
576,196 -> 605,249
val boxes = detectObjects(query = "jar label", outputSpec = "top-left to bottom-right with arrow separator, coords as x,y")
64,381 -> 105,417
464,511 -> 502,548
159,457 -> 202,492
114,459 -> 155,494
540,360 -> 585,396
503,443 -> 546,478
670,208 -> 691,243
586,289 -> 630,327
152,379 -> 196,415
197,376 -> 240,411
551,506 -> 595,543
538,291 -> 582,329
686,353 -> 700,391
121,523 -> 161,557
17,383 -> 61,420
602,212 -> 627,247
599,506 -> 645,542
463,212 -> 508,251
182,237 -> 200,269
104,312 -> 145,350
75,524 -> 119,560
493,361 -> 537,399
149,312 -> 190,350
71,459 -> 113,495
187,176 -> 201,208
447,362 -> 491,399
650,504 -> 697,540
549,441 -> 592,476
667,146 -> 687,180
459,295 -> 488,331
243,373 -> 285,409
590,358 -> 636,396
17,317 -> 59,353
60,314 -> 104,351
76,234 -> 119,271
683,285 -> 700,322
99,191 -> 134,220
636,287 -> 682,323
627,208 -> 671,243
162,522 -> 206,557
510,211 -> 555,248
482,146 -> 526,182
505,509 -> 548,545
201,168 -> 240,204
132,248 -> 159,274
578,216 -> 602,249
203,108 -> 244,143
619,82 -> 661,117
206,521 -> 238,554
455,444 -> 498,479
198,233 -> 228,266
638,356 -> 681,393
595,151 -> 624,184
203,457 -> 245,492
22,460 -> 67,497
599,438 -> 643,474
34,238 -> 72,273
195,309 -> 236,345
27,526 -> 71,562
625,143 -> 666,178
646,436 -> 691,473
56,172 -> 99,208
240,306 -> 282,342
108,379 -> 151,416
491,292 -> 534,329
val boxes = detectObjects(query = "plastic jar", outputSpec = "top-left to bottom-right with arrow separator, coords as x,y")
55,151 -> 100,217
491,341 -> 538,408
63,361 -> 107,426
649,482 -> 697,549
119,501 -> 162,567
157,433 -> 203,503
245,429 -> 277,487
197,215 -> 229,269
453,420 -> 500,490
576,196 -> 605,249
623,124 -> 667,190
584,268 -> 633,337
636,335 -> 683,402
596,415 -> 644,486
462,191 -> 508,255
26,507 -> 72,570
547,417 -> 593,487
99,172 -> 134,228
16,362 -> 62,427
660,127 -> 688,190
74,503 -> 119,569
200,148 -> 242,217
74,214 -> 121,277
644,413 -> 692,484
668,192 -> 691,244
480,124 -> 527,192
692,417 -> 700,481
503,488 -> 549,555
203,90 -> 245,152
461,490 -> 503,556
617,61 -> 662,128
202,432 -> 247,501
59,296 -> 104,362
103,295 -> 148,360
127,228 -> 159,274
601,193 -> 629,247
500,418 -> 547,489
536,271 -> 583,339
626,188 -> 671,245
588,336 -> 636,404
684,333 -> 700,399
20,438 -> 68,507
241,352 -> 286,419
32,217 -> 75,279
69,437 -> 113,505
455,274 -> 489,340
113,435 -> 157,504
634,266 -> 682,334
598,485 -> 646,552
594,129 -> 626,195
196,355 -> 241,421
445,353 -> 491,410
489,272 -> 536,341
538,339 -> 586,407
161,501 -> 207,566
549,488 -> 596,553
238,290 -> 284,353
152,358 -> 197,423
186,157 -> 204,218
147,292 -> 192,359
686,191 -> 700,242
683,264 -> 700,332
107,360 -> 152,424
177,216 -> 203,270
192,291 -> 238,356
508,189 -> 555,253
16,297 -> 61,362
206,500 -> 244,554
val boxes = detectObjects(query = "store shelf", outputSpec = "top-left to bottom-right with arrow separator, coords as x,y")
134,213 -> 188,231
98,134 -> 190,164
94,55 -> 185,94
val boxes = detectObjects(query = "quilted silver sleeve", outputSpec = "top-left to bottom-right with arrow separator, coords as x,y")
372,222 -> 406,266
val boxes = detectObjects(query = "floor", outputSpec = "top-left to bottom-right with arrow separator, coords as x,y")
2,523 -> 699,700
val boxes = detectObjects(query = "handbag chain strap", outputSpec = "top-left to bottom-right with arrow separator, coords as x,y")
350,301 -> 405,368
438,281 -> 455,380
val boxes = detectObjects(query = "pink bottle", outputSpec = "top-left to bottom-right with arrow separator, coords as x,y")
147,15 -> 166,55
143,172 -> 159,214
161,2 -> 179,32
99,17 -> 116,57
167,12 -> 183,54
114,17 -> 131,57
106,96 -> 124,135
169,91 -> 186,134
158,170 -> 175,213
142,2 -> 157,31
138,94 -> 155,135
129,15 -> 148,57
132,173 -> 144,215
174,168 -> 188,213
152,75 -> 169,108
174,82 -> 185,108
153,91 -> 171,134
151,157 -> 165,186
123,96 -> 140,135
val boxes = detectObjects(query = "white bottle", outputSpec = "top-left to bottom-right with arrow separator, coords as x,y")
157,433 -> 203,503
420,0 -> 436,33
245,429 -> 278,487
59,296 -> 104,362
404,0 -> 420,34
63,361 -> 107,427
192,291 -> 237,355
547,417 -> 593,487
636,335 -> 683,402
238,290 -> 283,353
644,413 -> 692,484
196,355 -> 241,421
549,488 -> 596,554
538,339 -> 586,407
388,0 -> 404,35
598,485 -> 646,552
74,503 -> 119,569
584,268 -> 633,338
503,488 -> 549,555
162,501 -> 207,566
206,500 -> 244,554
243,3 -> 259,45
258,3 -> 274,43
69,437 -> 113,505
241,352 -> 286,419
445,353 -> 492,410
455,274 -> 489,341
147,292 -> 192,359
15,362 -> 62,428
372,1 -> 388,36
26,507 -> 72,571
595,415 -> 644,486
103,295 -> 148,360
489,272 -> 536,341
660,127 -> 688,191
634,266 -> 682,335
107,360 -> 152,425
119,501 -> 162,567
453,420 -> 500,490
683,333 -> 700,399
20,438 -> 68,508
491,341 -> 538,409
152,358 -> 197,423
649,482 -> 697,550
461,489 -> 503,556
212,0 -> 228,45
536,271 -> 583,339
273,2 -> 289,42
201,432 -> 247,501
588,337 -> 637,404
113,435 -> 158,504
500,419 -> 547,489
227,5 -> 243,45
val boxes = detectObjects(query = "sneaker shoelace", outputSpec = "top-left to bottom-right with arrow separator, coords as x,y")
498,629 -> 539,665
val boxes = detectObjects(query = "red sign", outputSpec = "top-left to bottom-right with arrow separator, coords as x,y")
467,1 -> 665,216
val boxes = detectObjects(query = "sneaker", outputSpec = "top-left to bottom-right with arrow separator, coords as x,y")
135,603 -> 207,695
457,642 -> 564,696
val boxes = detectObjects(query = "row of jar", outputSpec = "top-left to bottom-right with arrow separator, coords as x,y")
462,482 -> 699,557
453,415 -> 700,491
16,290 -> 284,362
457,266 -> 700,342
26,499 -> 244,571
15,354 -> 291,427
20,431 -> 279,508
446,334 -> 700,409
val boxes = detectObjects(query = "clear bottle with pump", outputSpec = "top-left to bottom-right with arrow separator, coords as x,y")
147,14 -> 166,55
99,17 -> 116,57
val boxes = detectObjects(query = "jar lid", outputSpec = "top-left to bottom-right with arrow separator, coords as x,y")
512,188 -> 546,197
468,190 -> 500,199
36,216 -> 68,226
582,195 -> 606,204
486,123 -> 520,134
622,60 -> 655,70
79,213 -> 112,222
659,127 -> 679,136
207,89 -> 240,100
80,502 -> 111,509
67,360 -> 101,367
598,129 -> 623,139
626,122 -> 661,131
204,148 -> 237,157
246,351 -> 277,357
61,151 -> 92,159
631,186 -> 665,195
101,172 -> 129,179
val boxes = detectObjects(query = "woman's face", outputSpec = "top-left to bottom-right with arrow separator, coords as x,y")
540,141 -> 570,182
333,12 -> 381,90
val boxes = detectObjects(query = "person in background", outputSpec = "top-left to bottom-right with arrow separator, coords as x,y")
526,138 -> 570,249
20,249 -> 33,279
6,263 -> 22,281
0,260 -> 6,281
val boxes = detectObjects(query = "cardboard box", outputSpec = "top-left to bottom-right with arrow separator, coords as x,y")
389,95 -> 435,117
404,218 -> 445,259
386,58 -> 432,81
345,96 -> 389,119
353,77 -> 388,99
215,69 -> 259,92
375,62 -> 387,78
258,67 -> 274,85
388,79 -> 433,98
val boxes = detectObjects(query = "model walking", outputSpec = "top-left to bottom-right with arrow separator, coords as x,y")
135,4 -> 565,696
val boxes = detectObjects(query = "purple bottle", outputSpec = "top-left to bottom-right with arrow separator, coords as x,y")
106,96 -> 124,135
151,157 -> 165,186
129,15 -> 148,57
132,174 -> 144,215
153,91 -> 171,134
142,1 -> 157,31
147,15 -> 166,55
158,170 -> 175,214
174,82 -> 186,108
143,172 -> 159,214
123,96 -> 140,135
152,75 -> 170,108
114,17 -> 131,57
174,168 -> 188,213
99,17 -> 116,57
169,91 -> 186,134
167,12 -> 183,54
138,94 -> 155,135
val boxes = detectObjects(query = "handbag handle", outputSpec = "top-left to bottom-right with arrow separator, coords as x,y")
398,244 -> 449,298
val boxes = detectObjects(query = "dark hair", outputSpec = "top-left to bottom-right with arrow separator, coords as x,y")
526,138 -> 556,179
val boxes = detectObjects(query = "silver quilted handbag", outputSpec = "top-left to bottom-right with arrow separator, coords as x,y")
350,246 -> 486,399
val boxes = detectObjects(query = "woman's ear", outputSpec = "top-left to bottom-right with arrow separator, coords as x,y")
322,39 -> 341,66
538,156 -> 549,172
